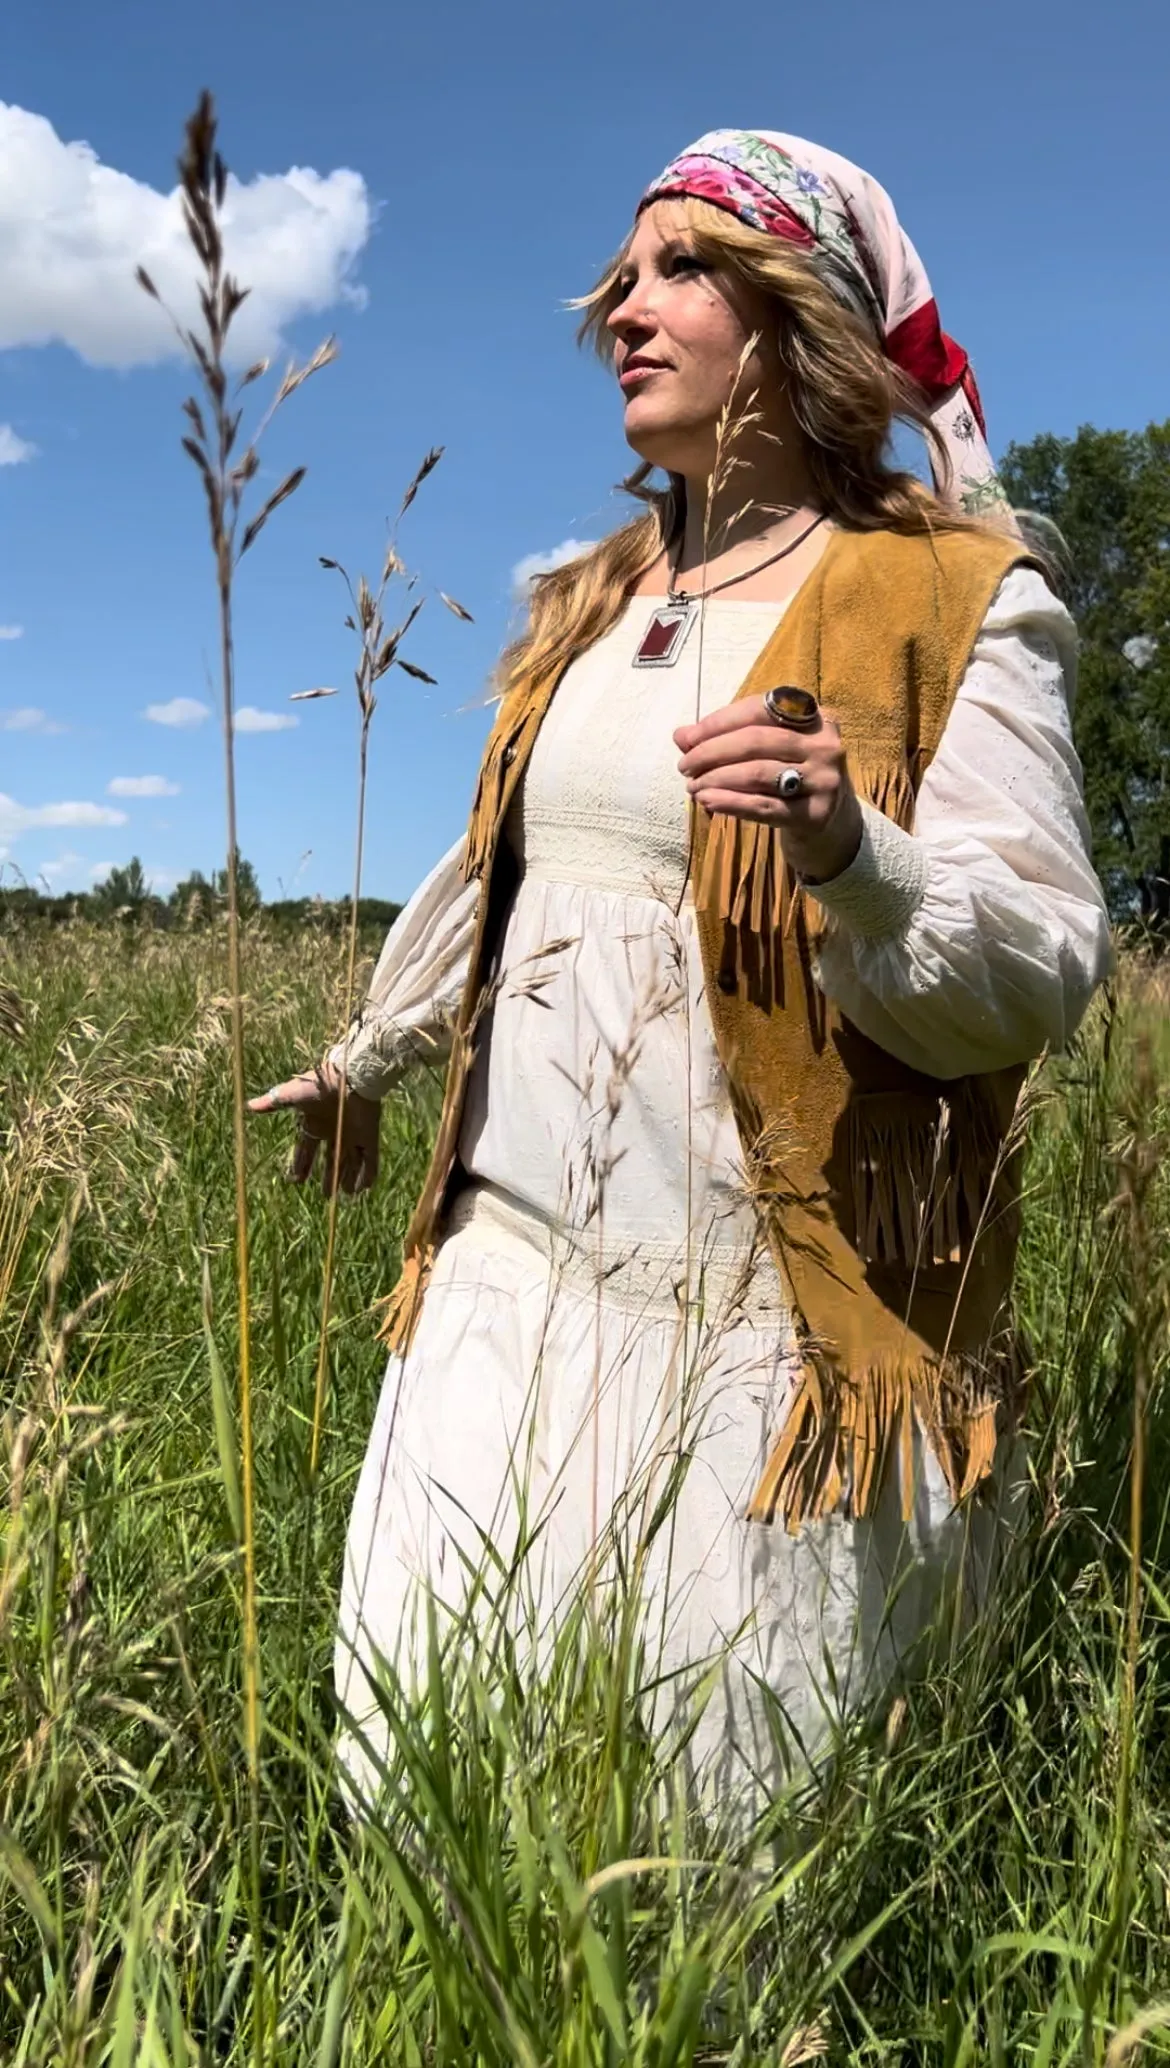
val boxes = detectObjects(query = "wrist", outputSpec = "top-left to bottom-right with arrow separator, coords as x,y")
326,1037 -> 387,1104
785,792 -> 864,886
803,803 -> 929,940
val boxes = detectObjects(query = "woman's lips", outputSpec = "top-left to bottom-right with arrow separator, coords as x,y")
619,360 -> 667,391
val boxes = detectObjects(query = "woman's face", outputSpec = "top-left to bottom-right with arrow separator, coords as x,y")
606,201 -> 779,478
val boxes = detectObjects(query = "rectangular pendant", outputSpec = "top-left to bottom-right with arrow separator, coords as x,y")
632,602 -> 696,668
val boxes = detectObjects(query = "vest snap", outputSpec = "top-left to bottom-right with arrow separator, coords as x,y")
717,970 -> 737,994
502,744 -> 517,766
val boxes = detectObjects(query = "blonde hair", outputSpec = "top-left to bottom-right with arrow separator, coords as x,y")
499,197 -> 996,703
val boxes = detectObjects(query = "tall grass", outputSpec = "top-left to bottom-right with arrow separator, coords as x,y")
2,91 -> 1168,2068
1,917 -> 1168,2064
136,92 -> 337,2057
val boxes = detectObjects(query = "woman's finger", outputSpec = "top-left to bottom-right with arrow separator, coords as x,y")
337,1148 -> 364,1196
674,695 -> 774,754
353,1135 -> 380,1192
678,724 -> 821,780
688,758 -> 830,800
692,787 -> 804,822
289,1129 -> 319,1184
249,1070 -> 330,1115
675,697 -> 840,758
319,1131 -> 356,1198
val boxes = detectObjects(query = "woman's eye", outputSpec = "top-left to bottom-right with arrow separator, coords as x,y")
668,252 -> 707,278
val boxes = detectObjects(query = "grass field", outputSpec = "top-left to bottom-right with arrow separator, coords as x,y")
2,917 -> 1169,2065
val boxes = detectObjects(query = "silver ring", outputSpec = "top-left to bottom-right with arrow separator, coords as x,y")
775,766 -> 804,801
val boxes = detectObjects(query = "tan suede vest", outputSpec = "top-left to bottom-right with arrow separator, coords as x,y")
378,524 -> 1037,1532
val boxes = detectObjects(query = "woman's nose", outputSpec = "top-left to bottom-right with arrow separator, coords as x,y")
607,285 -> 656,342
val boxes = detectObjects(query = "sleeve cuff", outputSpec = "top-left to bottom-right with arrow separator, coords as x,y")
328,1031 -> 392,1102
327,1016 -> 404,1102
328,1008 -> 450,1101
805,803 -> 929,941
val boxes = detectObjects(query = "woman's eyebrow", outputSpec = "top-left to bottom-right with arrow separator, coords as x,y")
615,235 -> 690,294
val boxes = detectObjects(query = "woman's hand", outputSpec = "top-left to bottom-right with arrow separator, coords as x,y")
674,695 -> 864,884
247,1058 -> 381,1195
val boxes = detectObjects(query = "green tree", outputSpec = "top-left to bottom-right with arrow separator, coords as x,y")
165,854 -> 262,924
92,856 -> 149,915
213,850 -> 261,918
168,869 -> 216,926
999,420 -> 1170,926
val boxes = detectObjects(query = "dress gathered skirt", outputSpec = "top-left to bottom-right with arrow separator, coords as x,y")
333,575 -> 1111,1813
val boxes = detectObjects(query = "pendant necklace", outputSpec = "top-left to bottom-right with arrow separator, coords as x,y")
632,511 -> 827,668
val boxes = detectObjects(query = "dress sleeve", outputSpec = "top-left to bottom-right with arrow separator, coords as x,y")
810,565 -> 1114,1081
327,836 -> 478,1100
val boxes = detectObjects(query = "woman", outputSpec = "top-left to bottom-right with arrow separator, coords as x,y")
253,131 -> 1111,1809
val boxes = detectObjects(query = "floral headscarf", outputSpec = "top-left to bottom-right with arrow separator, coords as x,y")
639,130 -> 1005,516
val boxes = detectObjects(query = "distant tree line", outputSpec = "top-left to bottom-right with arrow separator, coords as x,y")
0,850 -> 401,936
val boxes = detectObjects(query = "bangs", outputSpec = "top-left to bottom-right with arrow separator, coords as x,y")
574,196 -> 885,367
573,197 -> 744,363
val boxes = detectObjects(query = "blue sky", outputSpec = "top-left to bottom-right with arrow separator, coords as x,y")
2,0 -> 1165,904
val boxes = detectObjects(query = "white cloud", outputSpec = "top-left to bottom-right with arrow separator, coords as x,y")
511,538 -> 596,600
234,706 -> 298,733
1,706 -> 65,734
0,424 -> 36,465
0,793 -> 127,839
38,849 -> 88,888
0,101 -> 373,371
107,774 -> 180,798
0,624 -> 24,640
145,696 -> 210,728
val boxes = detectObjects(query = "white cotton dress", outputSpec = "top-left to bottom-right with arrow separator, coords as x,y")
332,567 -> 1111,1812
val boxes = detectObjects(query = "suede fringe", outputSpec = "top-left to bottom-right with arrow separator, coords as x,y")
848,1090 -> 1001,1268
697,811 -> 790,937
856,761 -> 917,831
746,1344 -> 1020,1532
375,1246 -> 435,1355
693,761 -> 917,996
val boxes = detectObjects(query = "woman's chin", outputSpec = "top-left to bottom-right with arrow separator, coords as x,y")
621,406 -> 695,474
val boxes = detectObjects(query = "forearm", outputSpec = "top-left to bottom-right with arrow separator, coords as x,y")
811,806 -> 1110,1078
809,569 -> 1114,1080
328,836 -> 477,1101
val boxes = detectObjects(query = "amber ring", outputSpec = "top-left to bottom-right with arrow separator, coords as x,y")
764,685 -> 820,731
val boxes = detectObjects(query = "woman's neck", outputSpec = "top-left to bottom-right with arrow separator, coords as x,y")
677,450 -> 822,577
627,427 -> 831,603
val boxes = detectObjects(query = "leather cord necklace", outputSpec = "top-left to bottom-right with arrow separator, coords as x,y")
633,512 -> 828,668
